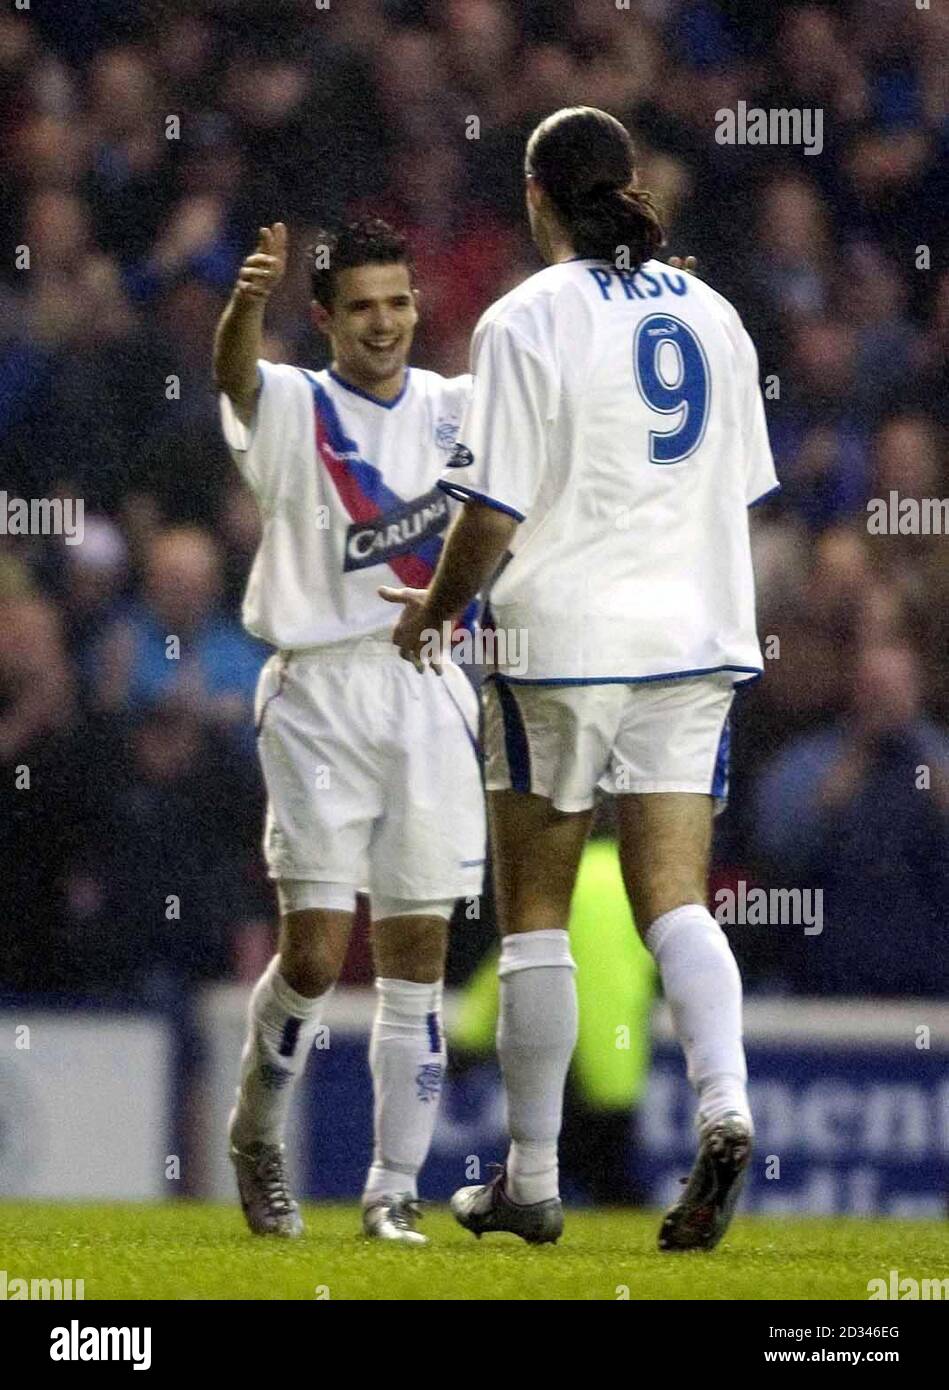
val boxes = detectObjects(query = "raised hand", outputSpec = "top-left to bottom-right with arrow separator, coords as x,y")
235,222 -> 288,300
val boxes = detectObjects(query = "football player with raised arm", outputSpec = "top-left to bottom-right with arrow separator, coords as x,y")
214,217 -> 485,1244
385,108 -> 778,1253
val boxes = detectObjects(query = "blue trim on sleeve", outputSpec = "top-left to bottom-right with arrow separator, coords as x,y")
748,482 -> 782,508
436,480 -> 526,521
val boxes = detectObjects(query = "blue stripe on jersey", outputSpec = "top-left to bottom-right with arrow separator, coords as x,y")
301,371 -> 443,574
494,679 -> 532,793
711,714 -> 731,800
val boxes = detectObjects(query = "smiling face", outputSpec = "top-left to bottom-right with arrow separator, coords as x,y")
312,262 -> 418,400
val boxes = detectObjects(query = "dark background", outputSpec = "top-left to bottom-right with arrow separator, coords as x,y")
1,0 -> 946,1004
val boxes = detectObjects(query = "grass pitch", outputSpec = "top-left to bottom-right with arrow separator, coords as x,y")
1,1203 -> 946,1301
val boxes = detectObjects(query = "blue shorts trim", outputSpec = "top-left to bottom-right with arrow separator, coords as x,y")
711,713 -> 731,800
492,664 -> 763,688
493,681 -> 532,794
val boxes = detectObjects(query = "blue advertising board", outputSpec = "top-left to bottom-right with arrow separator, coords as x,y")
298,1003 -> 948,1216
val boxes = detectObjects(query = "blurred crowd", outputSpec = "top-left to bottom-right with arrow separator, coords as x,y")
1,0 -> 946,1000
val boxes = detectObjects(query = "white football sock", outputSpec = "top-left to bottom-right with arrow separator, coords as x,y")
644,904 -> 752,1136
230,954 -> 332,1148
497,930 -> 578,1205
363,977 -> 446,1203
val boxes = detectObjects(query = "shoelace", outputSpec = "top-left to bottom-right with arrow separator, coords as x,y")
485,1162 -> 508,1187
388,1198 -> 425,1230
256,1151 -> 296,1216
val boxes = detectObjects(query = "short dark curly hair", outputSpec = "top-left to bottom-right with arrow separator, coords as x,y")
307,216 -> 413,309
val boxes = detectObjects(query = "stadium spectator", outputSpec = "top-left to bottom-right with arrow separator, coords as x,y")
63,700 -> 262,1000
57,513 -> 129,700
92,525 -> 265,759
0,552 -> 76,992
752,641 -> 949,996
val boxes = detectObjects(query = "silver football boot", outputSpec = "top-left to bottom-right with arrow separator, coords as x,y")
451,1167 -> 563,1245
229,1121 -> 304,1239
362,1194 -> 428,1246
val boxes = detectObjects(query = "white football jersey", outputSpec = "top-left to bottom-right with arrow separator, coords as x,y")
220,364 -> 471,648
439,258 -> 778,684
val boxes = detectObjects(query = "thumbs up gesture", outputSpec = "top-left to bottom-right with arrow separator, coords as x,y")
235,222 -> 288,300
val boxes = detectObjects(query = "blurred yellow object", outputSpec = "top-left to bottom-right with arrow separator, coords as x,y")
0,552 -> 35,602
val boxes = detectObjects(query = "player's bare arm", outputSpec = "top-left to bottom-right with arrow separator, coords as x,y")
212,221 -> 287,427
380,501 -> 517,668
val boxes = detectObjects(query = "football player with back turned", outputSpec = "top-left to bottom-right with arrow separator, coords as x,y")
387,107 -> 778,1253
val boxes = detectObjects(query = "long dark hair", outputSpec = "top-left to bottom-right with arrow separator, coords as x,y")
525,107 -> 664,269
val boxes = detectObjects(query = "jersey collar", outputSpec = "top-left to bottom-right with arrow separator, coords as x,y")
328,366 -> 411,410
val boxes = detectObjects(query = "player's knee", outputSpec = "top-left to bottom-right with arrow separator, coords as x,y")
378,930 -> 446,984
371,905 -> 450,984
277,896 -> 354,997
279,933 -> 343,996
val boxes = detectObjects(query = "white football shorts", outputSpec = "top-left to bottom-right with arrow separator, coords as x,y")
255,631 -> 486,900
483,672 -> 735,813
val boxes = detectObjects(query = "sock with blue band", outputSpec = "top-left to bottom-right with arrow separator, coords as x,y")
231,954 -> 332,1149
364,977 -> 447,1203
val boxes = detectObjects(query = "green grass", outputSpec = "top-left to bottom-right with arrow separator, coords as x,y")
1,1203 -> 946,1300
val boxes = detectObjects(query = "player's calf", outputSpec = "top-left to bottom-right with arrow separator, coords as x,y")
230,905 -> 353,1237
362,903 -> 453,1231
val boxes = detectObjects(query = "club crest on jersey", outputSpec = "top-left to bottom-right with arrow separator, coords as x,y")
343,485 -> 449,571
645,318 -> 680,339
446,442 -> 474,468
435,419 -> 461,451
